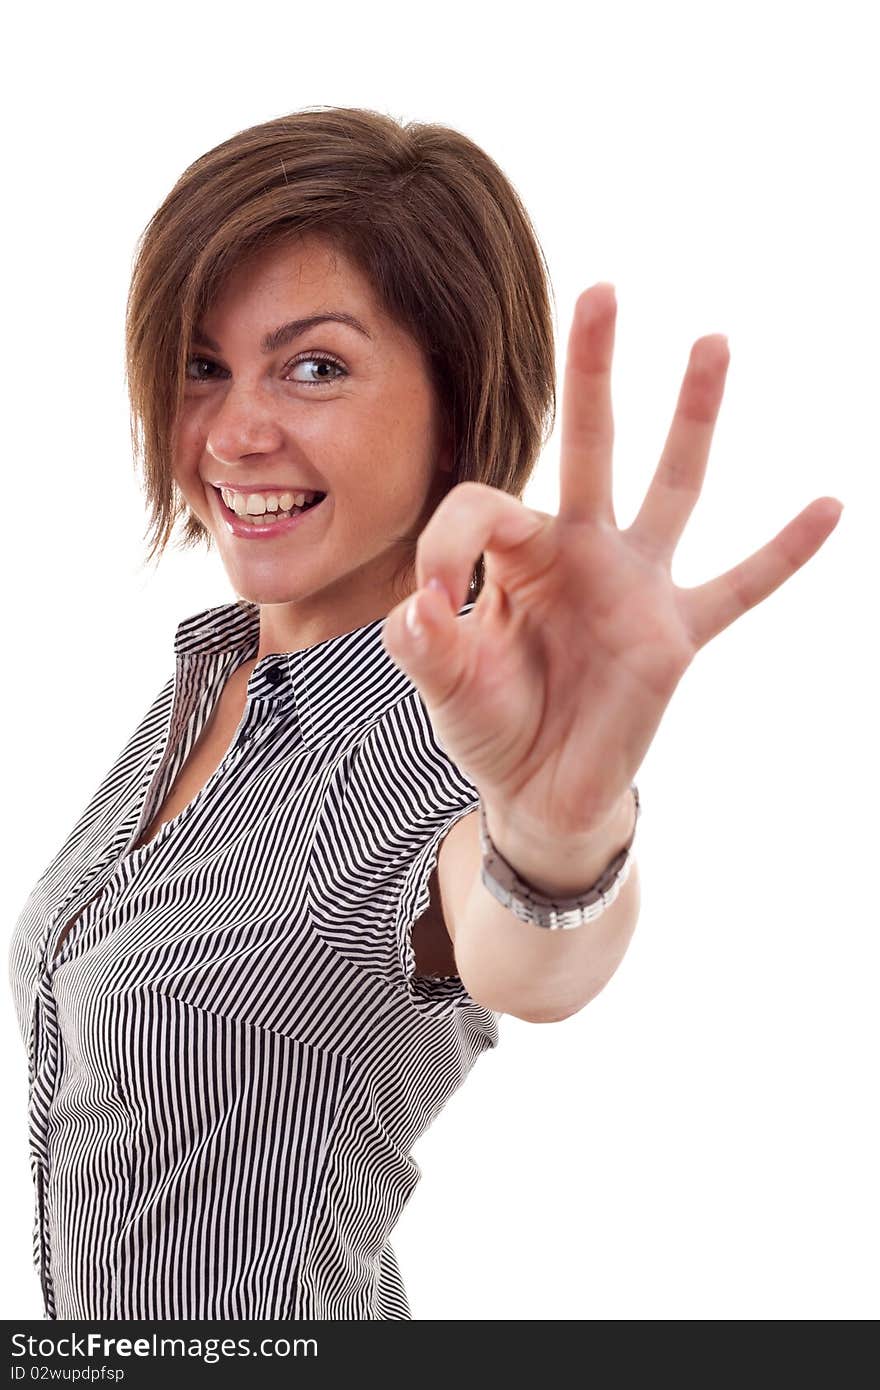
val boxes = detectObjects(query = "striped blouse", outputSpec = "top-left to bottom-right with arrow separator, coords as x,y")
8,595 -> 500,1320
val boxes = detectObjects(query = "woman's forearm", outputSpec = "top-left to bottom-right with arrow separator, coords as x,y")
454,792 -> 642,1023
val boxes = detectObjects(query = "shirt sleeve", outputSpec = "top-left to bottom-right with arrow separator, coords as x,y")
308,690 -> 493,1022
391,794 -> 482,1016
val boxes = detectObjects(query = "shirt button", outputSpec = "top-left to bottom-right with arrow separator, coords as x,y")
266,665 -> 283,685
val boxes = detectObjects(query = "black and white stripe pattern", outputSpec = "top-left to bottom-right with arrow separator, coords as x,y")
8,597 -> 499,1319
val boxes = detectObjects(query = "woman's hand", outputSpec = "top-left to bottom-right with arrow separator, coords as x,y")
382,283 -> 843,845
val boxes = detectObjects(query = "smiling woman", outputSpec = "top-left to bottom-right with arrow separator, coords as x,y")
125,105 -> 558,615
9,104 -> 560,1323
166,228 -> 471,652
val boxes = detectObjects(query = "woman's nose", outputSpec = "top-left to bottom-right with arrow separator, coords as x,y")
205,386 -> 286,464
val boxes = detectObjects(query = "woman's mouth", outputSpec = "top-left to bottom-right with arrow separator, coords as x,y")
213,486 -> 328,539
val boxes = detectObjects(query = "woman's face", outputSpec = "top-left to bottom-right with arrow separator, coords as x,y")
173,235 -> 453,654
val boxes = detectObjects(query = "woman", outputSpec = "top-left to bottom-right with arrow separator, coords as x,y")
8,105 -> 841,1321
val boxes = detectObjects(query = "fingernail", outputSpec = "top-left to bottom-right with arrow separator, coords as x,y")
426,576 -> 449,604
406,593 -> 426,640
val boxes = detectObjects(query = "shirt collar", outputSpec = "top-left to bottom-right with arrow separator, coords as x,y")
173,596 -> 478,747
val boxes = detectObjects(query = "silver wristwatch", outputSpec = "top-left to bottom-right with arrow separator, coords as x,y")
477,784 -> 640,929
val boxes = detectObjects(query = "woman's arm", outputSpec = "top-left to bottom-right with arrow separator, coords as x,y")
436,793 -> 641,1022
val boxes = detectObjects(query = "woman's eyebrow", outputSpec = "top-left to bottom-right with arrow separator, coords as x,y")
192,312 -> 373,354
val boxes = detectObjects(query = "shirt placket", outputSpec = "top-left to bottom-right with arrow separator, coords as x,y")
26,967 -> 61,1316
23,654 -> 213,1317
22,644 -> 293,1318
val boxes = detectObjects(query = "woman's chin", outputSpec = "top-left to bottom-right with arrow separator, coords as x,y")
224,576 -> 311,606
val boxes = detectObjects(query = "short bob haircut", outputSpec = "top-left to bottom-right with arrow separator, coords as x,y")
125,105 -> 557,604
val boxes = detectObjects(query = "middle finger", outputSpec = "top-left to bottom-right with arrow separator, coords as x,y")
558,283 -> 618,527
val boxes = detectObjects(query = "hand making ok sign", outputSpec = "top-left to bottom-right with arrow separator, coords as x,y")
383,282 -> 843,844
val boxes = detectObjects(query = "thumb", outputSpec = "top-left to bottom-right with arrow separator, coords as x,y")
383,577 -> 466,692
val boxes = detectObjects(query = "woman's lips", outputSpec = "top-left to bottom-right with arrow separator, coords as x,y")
213,486 -> 329,539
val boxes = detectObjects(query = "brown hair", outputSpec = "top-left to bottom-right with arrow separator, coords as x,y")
125,105 -> 557,603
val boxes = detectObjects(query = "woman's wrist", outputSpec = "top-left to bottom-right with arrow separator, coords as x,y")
479,787 -> 637,899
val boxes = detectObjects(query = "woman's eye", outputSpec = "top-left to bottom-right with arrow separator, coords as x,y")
284,353 -> 346,386
287,354 -> 347,387
184,354 -> 347,388
185,356 -> 221,382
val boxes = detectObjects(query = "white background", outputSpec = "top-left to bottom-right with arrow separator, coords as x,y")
2,0 -> 876,1321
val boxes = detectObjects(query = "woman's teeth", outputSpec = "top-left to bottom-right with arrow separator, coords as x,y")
219,487 -> 323,523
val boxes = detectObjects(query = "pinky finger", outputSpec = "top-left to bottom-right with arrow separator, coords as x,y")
682,497 -> 844,649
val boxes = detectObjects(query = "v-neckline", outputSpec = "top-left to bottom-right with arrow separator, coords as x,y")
48,656 -> 256,969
